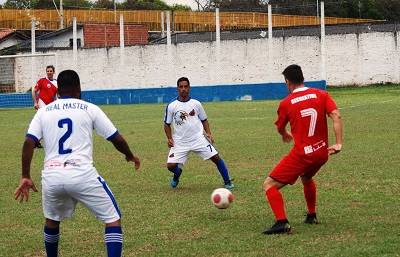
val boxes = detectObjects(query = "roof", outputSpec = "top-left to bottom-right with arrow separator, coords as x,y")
0,29 -> 30,43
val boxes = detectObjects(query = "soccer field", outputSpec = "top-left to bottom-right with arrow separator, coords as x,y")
1,85 -> 399,256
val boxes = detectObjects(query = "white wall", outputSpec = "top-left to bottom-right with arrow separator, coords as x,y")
14,30 -> 400,92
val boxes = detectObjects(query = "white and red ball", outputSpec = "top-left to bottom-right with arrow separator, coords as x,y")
211,188 -> 233,209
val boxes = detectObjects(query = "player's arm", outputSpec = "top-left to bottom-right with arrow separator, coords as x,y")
327,109 -> 343,155
31,86 -> 39,110
14,137 -> 38,203
109,133 -> 140,170
277,126 -> 293,143
202,119 -> 214,144
164,123 -> 174,148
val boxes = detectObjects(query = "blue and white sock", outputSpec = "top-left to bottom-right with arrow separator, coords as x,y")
44,226 -> 59,257
105,226 -> 123,257
216,158 -> 230,182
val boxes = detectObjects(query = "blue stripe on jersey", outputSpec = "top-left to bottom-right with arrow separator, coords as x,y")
26,133 -> 39,142
97,177 -> 122,217
164,97 -> 178,124
106,130 -> 119,141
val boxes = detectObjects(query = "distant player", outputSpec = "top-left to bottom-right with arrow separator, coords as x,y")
15,69 -> 140,257
31,65 -> 58,148
32,65 -> 57,110
164,77 -> 234,189
262,64 -> 343,235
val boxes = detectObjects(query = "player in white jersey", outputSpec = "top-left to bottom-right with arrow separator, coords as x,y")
164,77 -> 234,189
14,70 -> 140,257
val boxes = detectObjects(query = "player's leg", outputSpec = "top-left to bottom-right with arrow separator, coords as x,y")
105,220 -> 123,257
300,159 -> 326,224
209,154 -> 234,189
167,163 -> 183,187
301,176 -> 319,224
261,154 -> 302,235
262,177 -> 291,234
167,143 -> 189,187
72,177 -> 124,257
192,136 -> 234,188
42,180 -> 76,257
44,219 -> 60,257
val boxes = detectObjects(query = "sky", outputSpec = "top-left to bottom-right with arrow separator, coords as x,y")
0,0 -> 200,10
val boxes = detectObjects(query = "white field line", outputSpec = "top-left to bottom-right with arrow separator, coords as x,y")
338,97 -> 400,110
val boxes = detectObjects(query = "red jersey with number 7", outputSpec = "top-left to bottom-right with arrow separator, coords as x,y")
275,87 -> 338,157
34,78 -> 58,105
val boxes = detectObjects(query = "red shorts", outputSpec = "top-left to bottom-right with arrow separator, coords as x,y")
269,151 -> 328,185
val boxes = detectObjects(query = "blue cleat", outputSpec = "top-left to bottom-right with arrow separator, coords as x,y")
225,180 -> 235,189
171,176 -> 179,188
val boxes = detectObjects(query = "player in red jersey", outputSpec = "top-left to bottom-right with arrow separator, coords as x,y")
32,65 -> 57,110
262,64 -> 343,235
31,65 -> 58,148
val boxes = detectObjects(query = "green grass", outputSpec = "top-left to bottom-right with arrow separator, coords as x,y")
1,84 -> 399,256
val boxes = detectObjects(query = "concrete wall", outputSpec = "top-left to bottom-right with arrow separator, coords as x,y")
10,29 -> 400,93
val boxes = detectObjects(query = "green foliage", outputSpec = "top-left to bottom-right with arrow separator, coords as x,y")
123,0 -> 171,10
92,0 -> 114,9
1,84 -> 399,256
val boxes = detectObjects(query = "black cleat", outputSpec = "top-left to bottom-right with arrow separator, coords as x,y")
262,220 -> 292,235
304,213 -> 319,224
35,142 -> 43,149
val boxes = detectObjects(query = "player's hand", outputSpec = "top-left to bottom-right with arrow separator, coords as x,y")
328,144 -> 342,155
34,104 -> 39,110
167,139 -> 174,148
14,178 -> 38,203
126,154 -> 140,170
281,131 -> 293,143
206,133 -> 214,144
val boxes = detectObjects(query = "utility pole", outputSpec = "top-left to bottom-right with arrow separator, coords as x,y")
60,0 -> 64,29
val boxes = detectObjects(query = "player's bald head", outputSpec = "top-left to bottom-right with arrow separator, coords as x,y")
57,70 -> 81,98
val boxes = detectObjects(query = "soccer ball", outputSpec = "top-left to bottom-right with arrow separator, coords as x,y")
211,188 -> 233,209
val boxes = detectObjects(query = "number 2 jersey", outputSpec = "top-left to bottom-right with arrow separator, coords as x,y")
26,97 -> 118,184
275,87 -> 338,158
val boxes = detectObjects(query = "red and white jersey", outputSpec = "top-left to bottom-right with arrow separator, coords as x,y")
26,97 -> 118,184
164,97 -> 208,143
275,87 -> 338,156
34,77 -> 58,105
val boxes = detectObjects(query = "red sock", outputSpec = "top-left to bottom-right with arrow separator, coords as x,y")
266,187 -> 286,221
303,180 -> 317,214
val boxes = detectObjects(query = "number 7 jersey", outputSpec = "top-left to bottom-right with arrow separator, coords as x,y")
274,87 -> 338,156
26,97 -> 118,183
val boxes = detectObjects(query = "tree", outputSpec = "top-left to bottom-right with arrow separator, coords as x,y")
3,0 -> 37,9
374,0 -> 400,20
63,0 -> 92,9
123,0 -> 171,10
35,0 -> 56,9
92,0 -> 114,9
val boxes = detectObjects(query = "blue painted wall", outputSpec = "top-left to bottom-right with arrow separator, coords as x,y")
0,81 -> 326,108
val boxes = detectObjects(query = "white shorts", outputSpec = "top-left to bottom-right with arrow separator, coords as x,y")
42,176 -> 121,224
38,98 -> 46,109
167,135 -> 218,164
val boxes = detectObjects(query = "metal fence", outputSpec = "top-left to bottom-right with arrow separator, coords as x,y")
0,9 -> 380,32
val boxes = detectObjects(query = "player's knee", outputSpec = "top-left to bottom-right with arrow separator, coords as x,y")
210,154 -> 220,164
167,163 -> 176,172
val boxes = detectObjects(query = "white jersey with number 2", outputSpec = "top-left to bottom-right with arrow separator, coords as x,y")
26,97 -> 118,185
